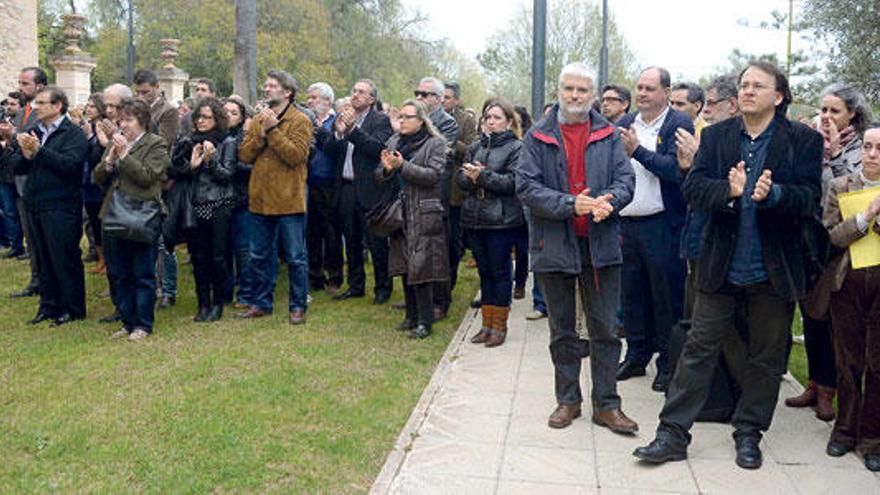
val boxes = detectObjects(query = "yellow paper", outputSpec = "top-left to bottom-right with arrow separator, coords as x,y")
838,186 -> 880,269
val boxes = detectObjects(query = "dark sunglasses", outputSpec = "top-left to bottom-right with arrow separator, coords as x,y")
414,91 -> 436,98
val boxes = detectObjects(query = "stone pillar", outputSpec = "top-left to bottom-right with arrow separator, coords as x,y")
157,39 -> 189,105
0,0 -> 38,93
50,13 -> 97,107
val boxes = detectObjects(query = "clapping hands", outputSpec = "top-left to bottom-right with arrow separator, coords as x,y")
380,149 -> 403,172
16,132 -> 39,160
574,188 -> 615,222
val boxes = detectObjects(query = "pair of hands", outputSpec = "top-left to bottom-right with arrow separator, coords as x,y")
103,134 -> 132,169
334,107 -> 357,135
728,162 -> 773,202
95,119 -> 119,148
16,132 -> 40,160
380,149 -> 404,171
676,128 -> 699,172
190,141 -> 216,169
574,188 -> 614,223
257,107 -> 279,140
863,194 -> 880,222
818,119 -> 845,158
461,161 -> 485,183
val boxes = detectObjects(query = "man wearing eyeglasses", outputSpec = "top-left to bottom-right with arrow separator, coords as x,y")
601,84 -> 631,124
634,61 -> 822,471
414,77 -> 459,322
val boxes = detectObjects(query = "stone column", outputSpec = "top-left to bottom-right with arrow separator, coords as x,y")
157,39 -> 189,105
50,13 -> 97,107
0,0 -> 38,93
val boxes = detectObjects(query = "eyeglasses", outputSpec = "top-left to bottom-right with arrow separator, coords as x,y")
397,114 -> 420,121
414,91 -> 437,98
705,98 -> 729,107
602,96 -> 623,103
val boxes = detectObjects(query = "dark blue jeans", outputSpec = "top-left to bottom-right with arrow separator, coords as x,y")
229,207 -> 255,306
0,183 -> 23,252
250,213 -> 308,313
104,236 -> 157,332
469,227 -> 518,307
533,280 -> 547,314
620,214 -> 686,375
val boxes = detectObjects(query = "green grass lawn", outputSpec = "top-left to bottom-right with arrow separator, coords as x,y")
0,251 -> 479,493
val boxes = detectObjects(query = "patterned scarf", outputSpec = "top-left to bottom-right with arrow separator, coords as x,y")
823,124 -> 856,161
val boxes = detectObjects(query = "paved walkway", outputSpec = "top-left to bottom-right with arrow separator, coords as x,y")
371,286 -> 880,494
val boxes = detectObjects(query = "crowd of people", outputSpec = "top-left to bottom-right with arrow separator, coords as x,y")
0,58 -> 878,473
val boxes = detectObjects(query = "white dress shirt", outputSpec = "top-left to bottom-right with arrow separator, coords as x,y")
620,106 -> 668,217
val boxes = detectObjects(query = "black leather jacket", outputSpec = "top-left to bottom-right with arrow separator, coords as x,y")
170,134 -> 234,206
455,130 -> 524,229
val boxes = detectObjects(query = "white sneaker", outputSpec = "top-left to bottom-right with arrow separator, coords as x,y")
128,329 -> 150,341
110,328 -> 129,339
525,310 -> 547,321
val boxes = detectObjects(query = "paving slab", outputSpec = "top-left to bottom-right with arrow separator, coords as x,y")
372,284 -> 880,494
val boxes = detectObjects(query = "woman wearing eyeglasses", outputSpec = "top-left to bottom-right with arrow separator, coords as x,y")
169,96 -> 234,322
377,99 -> 449,339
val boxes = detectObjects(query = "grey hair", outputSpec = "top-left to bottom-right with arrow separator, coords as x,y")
558,62 -> 596,87
418,77 -> 445,96
356,79 -> 379,100
706,75 -> 738,101
103,83 -> 133,100
820,83 -> 873,135
399,99 -> 441,138
307,82 -> 335,103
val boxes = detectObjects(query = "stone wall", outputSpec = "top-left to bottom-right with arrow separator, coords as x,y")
0,0 -> 39,94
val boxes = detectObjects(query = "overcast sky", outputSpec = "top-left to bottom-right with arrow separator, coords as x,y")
402,0 -> 801,81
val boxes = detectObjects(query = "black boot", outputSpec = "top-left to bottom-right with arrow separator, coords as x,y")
207,304 -> 223,322
633,436 -> 688,464
408,324 -> 432,339
194,307 -> 211,322
734,435 -> 762,470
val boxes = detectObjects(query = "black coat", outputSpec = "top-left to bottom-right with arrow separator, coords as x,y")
170,134 -> 234,205
455,131 -> 524,229
11,116 -> 88,211
683,115 -> 823,302
325,109 -> 394,209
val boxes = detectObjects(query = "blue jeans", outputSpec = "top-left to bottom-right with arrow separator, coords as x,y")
105,236 -> 157,332
229,207 -> 256,305
250,213 -> 308,313
533,279 -> 547,314
469,227 -> 517,307
159,238 -> 177,298
0,183 -> 23,252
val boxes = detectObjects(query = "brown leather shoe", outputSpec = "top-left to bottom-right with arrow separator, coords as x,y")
233,302 -> 249,310
289,310 -> 306,325
548,404 -> 582,429
816,385 -> 835,421
234,307 -> 268,319
592,409 -> 639,434
472,305 -> 494,344
433,306 -> 448,322
785,380 -> 817,408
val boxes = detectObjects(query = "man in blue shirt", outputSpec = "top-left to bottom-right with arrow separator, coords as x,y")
633,62 -> 823,470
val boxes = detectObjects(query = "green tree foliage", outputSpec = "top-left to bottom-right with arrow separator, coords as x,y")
38,0 -> 485,108
801,0 -> 880,105
477,0 -> 638,106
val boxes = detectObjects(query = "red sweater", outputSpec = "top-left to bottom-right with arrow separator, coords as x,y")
560,120 -> 591,237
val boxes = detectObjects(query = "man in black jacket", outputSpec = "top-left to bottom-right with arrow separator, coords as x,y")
327,79 -> 394,304
9,86 -> 89,326
633,61 -> 822,470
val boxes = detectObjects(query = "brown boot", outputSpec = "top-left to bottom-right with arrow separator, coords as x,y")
785,380 -> 817,408
485,306 -> 508,348
548,403 -> 582,429
88,246 -> 106,274
471,305 -> 494,344
816,385 -> 836,421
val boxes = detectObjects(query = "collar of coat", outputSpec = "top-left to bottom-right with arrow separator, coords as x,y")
530,105 -> 614,148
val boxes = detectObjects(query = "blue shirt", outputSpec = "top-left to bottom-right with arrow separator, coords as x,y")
727,119 -> 781,286
308,114 -> 336,186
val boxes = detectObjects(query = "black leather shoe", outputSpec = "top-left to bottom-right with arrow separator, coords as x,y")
373,292 -> 391,305
99,311 -> 122,324
193,307 -> 211,322
50,313 -> 75,327
652,372 -> 670,392
470,298 -> 481,309
396,319 -> 417,331
157,295 -> 176,309
333,289 -> 364,301
11,287 -> 37,298
735,436 -> 763,470
408,324 -> 432,339
15,251 -> 29,261
633,437 -> 688,464
207,305 -> 223,322
28,312 -> 53,325
617,361 -> 647,381
826,440 -> 853,457
866,454 -> 880,472
4,249 -> 24,259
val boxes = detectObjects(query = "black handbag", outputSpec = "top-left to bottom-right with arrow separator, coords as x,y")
365,193 -> 403,238
102,188 -> 163,244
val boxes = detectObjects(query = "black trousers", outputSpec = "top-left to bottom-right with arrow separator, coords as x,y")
800,306 -> 836,388
433,214 -> 452,310
338,182 -> 391,297
307,182 -> 343,289
403,275 -> 434,327
187,209 -> 231,308
31,207 -> 85,318
17,197 -> 41,291
658,281 -> 793,444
